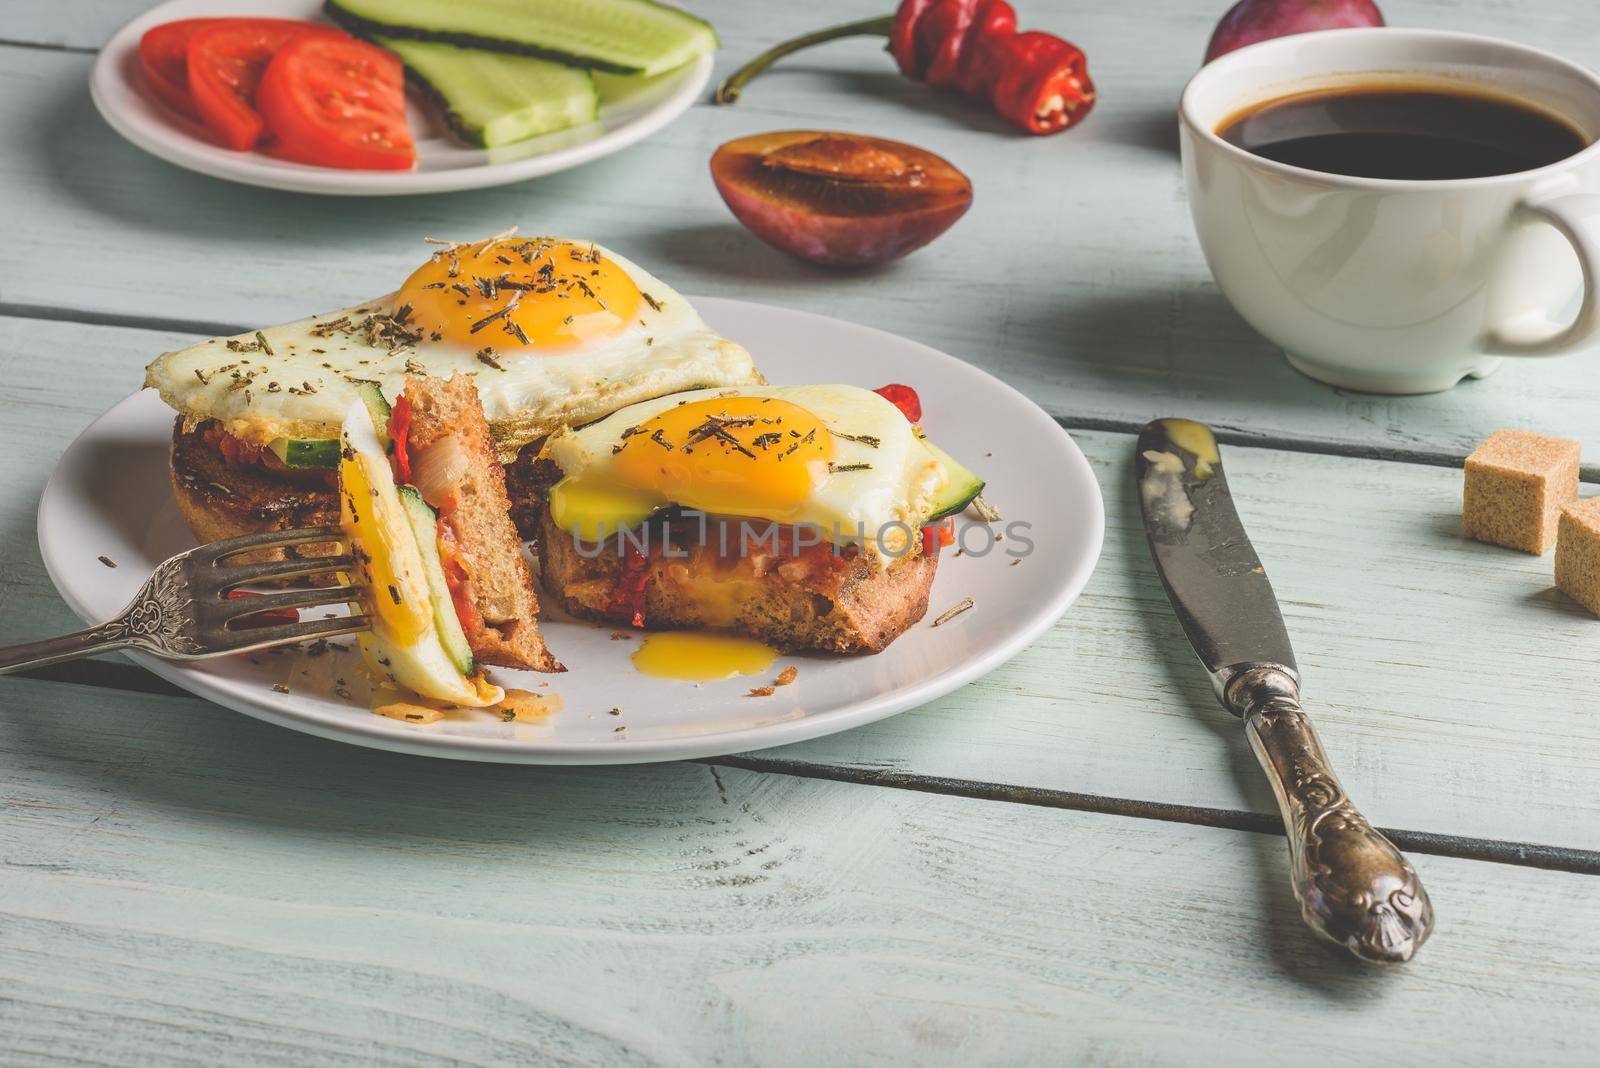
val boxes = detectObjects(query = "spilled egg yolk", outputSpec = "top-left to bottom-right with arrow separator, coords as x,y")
614,397 -> 833,520
393,238 -> 642,351
632,632 -> 779,681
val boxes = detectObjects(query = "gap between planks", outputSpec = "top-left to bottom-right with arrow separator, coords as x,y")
0,37 -> 96,56
0,301 -> 1564,478
8,660 -> 1600,878
702,754 -> 1600,876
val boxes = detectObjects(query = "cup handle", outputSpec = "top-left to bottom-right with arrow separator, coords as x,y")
1489,192 -> 1600,355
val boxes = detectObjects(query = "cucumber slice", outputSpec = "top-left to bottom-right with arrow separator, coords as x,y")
325,0 -> 718,77
923,439 -> 985,522
267,437 -> 340,469
396,486 -> 475,676
349,380 -> 392,451
377,36 -> 598,148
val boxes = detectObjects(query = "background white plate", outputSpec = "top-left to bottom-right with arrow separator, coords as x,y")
90,0 -> 714,196
38,297 -> 1104,764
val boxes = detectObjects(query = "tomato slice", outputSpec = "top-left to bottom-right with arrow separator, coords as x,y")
186,19 -> 349,151
139,19 -> 219,119
256,35 -> 415,171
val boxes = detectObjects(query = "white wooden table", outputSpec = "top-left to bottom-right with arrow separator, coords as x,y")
4,1 -> 1600,1062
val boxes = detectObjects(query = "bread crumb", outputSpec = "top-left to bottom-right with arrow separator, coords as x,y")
610,631 -> 632,641
774,666 -> 798,686
748,686 -> 776,697
1556,498 -> 1600,616
1462,429 -> 1579,554
97,555 -> 117,568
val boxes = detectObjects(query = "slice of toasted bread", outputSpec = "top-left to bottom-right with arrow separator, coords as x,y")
536,506 -> 938,654
404,375 -> 562,673
169,418 -> 344,581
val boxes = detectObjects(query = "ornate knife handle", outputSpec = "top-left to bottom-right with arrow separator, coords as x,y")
1230,668 -> 1434,964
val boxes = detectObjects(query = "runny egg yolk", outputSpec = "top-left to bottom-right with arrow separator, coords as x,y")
614,397 -> 834,520
339,445 -> 431,644
393,238 -> 642,351
632,632 -> 779,681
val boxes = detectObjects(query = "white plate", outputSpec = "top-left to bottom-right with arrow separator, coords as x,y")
90,0 -> 713,196
38,297 -> 1104,764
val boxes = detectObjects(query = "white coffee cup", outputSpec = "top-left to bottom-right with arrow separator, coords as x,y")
1179,28 -> 1600,394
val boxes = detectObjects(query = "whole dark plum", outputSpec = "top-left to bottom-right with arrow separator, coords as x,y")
1205,0 -> 1385,63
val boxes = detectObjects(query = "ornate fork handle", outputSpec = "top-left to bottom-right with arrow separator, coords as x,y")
0,623 -> 143,674
1231,668 -> 1434,964
0,560 -> 203,676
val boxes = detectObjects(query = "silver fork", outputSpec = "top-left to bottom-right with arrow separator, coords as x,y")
0,528 -> 371,675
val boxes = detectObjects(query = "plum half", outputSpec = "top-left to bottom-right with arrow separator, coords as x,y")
710,131 -> 973,267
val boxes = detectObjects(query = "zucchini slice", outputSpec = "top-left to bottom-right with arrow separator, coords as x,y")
348,380 -> 393,451
396,486 -> 476,676
267,437 -> 341,469
326,0 -> 718,77
923,439 -> 985,522
377,36 -> 598,148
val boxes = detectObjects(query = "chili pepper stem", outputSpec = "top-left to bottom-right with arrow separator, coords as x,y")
713,16 -> 896,105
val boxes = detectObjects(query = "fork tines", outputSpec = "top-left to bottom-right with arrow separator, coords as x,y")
184,527 -> 370,652
214,614 -> 373,653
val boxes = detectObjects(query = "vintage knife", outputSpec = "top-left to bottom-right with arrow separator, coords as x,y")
1135,418 -> 1434,964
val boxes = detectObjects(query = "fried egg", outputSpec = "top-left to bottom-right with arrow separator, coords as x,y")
340,399 -> 502,708
543,384 -> 957,562
144,236 -> 762,459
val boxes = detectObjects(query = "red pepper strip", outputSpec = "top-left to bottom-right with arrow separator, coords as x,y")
226,589 -> 299,627
921,516 -> 956,555
387,394 -> 413,484
611,541 -> 655,628
713,0 -> 1093,136
874,383 -> 923,423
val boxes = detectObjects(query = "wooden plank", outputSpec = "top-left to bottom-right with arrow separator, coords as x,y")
0,672 -> 1597,1066
6,2 -> 1600,467
6,314 -> 1600,853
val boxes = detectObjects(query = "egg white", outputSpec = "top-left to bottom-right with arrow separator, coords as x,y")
544,384 -> 951,561
145,241 -> 762,459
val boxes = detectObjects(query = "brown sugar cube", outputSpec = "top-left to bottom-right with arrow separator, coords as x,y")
1556,499 -> 1600,617
1462,429 -> 1580,554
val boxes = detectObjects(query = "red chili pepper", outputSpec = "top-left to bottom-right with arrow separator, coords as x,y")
986,30 -> 1095,133
874,383 -> 923,423
715,0 -> 1094,136
387,394 -> 413,484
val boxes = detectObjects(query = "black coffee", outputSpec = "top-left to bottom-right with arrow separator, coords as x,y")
1217,88 -> 1588,180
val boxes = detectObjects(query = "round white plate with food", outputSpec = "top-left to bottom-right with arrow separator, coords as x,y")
90,0 -> 714,196
38,298 -> 1104,764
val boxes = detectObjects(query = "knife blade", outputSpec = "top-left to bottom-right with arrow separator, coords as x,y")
1136,418 -> 1434,964
1135,418 -> 1296,707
